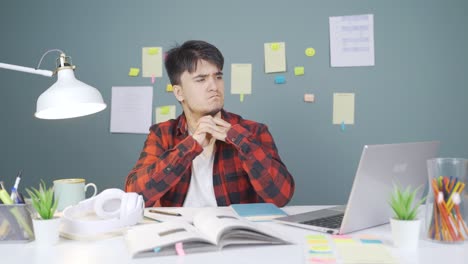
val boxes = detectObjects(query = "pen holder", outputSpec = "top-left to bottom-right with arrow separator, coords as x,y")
0,204 -> 35,242
425,158 -> 468,243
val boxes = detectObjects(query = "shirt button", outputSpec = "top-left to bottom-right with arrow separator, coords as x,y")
231,137 -> 236,142
165,167 -> 172,172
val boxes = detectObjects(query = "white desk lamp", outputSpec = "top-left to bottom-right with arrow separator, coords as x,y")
0,49 -> 106,119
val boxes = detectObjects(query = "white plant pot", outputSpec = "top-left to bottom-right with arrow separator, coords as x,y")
32,217 -> 61,246
390,218 -> 421,249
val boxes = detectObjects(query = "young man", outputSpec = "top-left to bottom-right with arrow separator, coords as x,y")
125,40 -> 294,207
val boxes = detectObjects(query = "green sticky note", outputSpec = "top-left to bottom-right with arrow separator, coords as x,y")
240,94 -> 244,102
271,43 -> 280,51
148,47 -> 159,55
166,84 -> 173,92
305,47 -> 316,57
128,68 -> 140,77
160,106 -> 170,115
294,66 -> 304,76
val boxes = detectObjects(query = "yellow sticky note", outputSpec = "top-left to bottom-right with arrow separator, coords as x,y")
307,239 -> 328,244
294,66 -> 304,76
128,68 -> 140,77
142,47 -> 163,78
271,43 -> 280,51
231,64 -> 252,94
264,42 -> 286,73
160,106 -> 170,115
155,105 -> 176,124
148,47 -> 159,55
333,93 -> 355,125
306,234 -> 327,240
166,84 -> 174,92
310,245 -> 332,252
305,47 -> 316,57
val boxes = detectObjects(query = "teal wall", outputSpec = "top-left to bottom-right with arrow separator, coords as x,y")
1,0 -> 467,205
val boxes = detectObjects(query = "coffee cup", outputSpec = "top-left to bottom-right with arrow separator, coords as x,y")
53,178 -> 97,211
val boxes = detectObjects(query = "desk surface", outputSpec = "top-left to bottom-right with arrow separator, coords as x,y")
0,206 -> 467,264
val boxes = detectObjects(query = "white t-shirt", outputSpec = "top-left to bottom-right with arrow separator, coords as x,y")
183,139 -> 217,207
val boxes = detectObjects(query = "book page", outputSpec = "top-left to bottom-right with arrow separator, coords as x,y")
125,221 -> 213,257
193,208 -> 285,246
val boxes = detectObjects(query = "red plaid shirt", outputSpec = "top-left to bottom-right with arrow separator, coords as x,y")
125,110 -> 295,207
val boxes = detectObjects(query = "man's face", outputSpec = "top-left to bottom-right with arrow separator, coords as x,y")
174,59 -> 224,118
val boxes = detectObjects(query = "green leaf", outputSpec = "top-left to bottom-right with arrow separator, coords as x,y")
25,180 -> 58,220
388,182 -> 425,220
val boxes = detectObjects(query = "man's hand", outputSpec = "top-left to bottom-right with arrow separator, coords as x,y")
192,116 -> 231,147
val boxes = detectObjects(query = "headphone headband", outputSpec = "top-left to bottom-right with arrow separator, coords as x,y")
61,189 -> 143,238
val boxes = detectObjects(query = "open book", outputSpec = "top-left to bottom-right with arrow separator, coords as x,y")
125,207 -> 291,258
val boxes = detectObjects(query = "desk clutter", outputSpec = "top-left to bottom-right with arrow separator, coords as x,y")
126,207 -> 291,258
304,234 -> 396,264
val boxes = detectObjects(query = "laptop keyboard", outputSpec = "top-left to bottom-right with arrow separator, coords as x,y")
300,213 -> 344,229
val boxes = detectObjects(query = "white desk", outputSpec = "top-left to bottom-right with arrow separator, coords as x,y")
0,206 -> 467,264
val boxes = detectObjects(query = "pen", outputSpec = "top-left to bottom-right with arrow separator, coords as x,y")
10,169 -> 23,203
149,209 -> 182,216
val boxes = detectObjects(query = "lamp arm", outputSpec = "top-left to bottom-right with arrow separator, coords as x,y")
0,62 -> 53,77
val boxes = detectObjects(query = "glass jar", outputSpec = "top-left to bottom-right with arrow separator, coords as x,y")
426,158 -> 468,243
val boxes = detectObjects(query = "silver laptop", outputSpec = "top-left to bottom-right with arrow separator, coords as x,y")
275,141 -> 440,234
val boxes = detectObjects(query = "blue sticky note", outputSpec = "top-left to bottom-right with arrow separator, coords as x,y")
360,239 -> 383,244
341,121 -> 345,131
274,75 -> 286,84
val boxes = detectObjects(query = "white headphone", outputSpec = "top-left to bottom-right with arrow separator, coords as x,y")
61,189 -> 144,238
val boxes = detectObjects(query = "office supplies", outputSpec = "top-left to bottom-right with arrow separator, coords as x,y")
10,169 -> 22,203
231,203 -> 287,221
0,204 -> 34,242
0,182 -> 13,205
148,209 -> 182,217
275,141 -> 440,234
61,189 -> 144,240
125,207 -> 290,258
0,49 -> 106,119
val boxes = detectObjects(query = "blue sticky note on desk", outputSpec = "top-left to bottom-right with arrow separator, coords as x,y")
231,203 -> 287,221
274,75 -> 286,84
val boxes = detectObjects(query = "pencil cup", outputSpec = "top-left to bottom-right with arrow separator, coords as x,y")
425,158 -> 468,243
0,204 -> 35,242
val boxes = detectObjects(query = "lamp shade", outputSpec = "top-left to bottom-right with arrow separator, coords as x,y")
35,69 -> 106,119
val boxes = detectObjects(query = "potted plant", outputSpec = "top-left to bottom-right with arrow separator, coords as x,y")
26,180 -> 60,245
388,183 -> 426,249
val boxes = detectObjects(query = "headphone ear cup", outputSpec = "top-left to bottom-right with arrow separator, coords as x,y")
120,193 -> 139,220
94,189 -> 125,219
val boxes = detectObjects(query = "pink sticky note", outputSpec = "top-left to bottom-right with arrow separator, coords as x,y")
175,242 -> 185,256
151,75 -> 155,84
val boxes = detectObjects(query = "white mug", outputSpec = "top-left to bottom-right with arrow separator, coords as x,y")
53,178 -> 97,211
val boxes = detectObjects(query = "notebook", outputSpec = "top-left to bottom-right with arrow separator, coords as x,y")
274,141 -> 440,234
231,203 -> 287,221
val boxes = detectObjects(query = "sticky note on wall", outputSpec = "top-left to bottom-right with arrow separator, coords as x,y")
128,68 -> 140,77
294,66 -> 305,76
142,47 -> 163,78
333,93 -> 355,124
231,64 -> 252,94
264,42 -> 286,73
155,105 -> 176,124
274,75 -> 286,84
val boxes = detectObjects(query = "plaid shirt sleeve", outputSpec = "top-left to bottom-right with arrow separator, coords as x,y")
225,123 -> 295,207
125,124 -> 203,207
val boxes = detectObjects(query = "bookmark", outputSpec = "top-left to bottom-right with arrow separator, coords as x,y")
175,242 -> 186,256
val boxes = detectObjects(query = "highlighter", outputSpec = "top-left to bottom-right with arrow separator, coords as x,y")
0,181 -> 14,204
